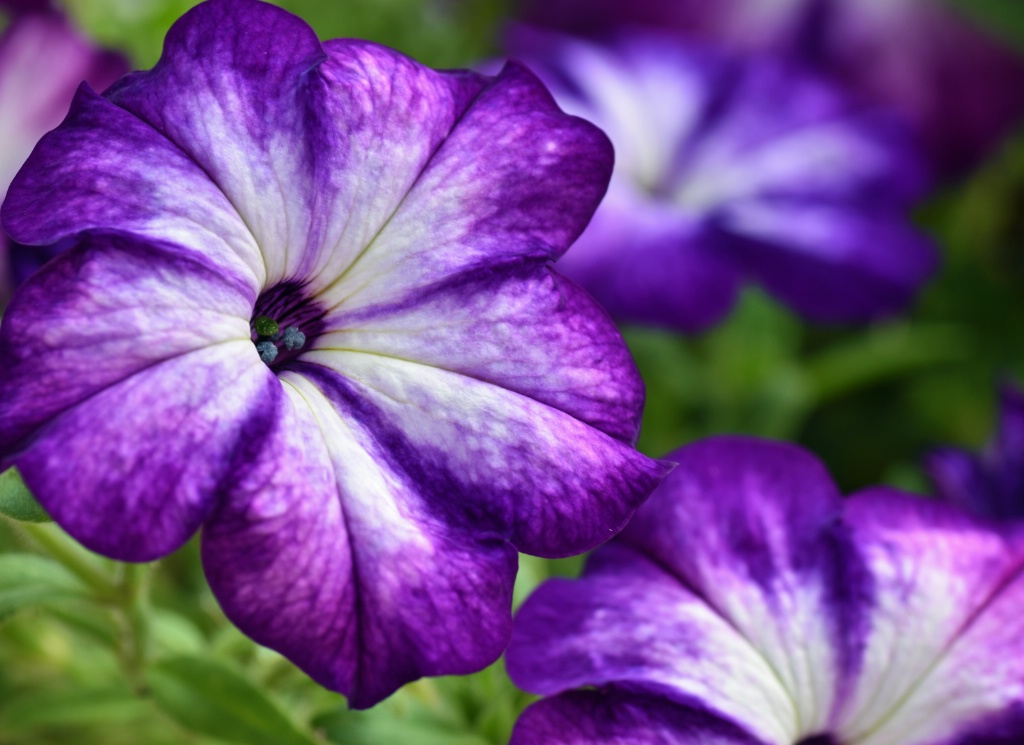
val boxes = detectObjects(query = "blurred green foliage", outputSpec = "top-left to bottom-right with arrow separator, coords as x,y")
2,0 -> 1024,743
950,0 -> 1024,49
64,0 -> 509,69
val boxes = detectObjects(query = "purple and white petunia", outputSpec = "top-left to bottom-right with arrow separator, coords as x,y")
927,381 -> 1024,522
507,30 -> 937,332
508,436 -> 1024,744
517,0 -> 1024,177
0,0 -> 668,707
0,0 -> 125,305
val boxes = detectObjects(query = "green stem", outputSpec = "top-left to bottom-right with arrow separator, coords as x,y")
118,562 -> 152,691
17,522 -> 117,597
17,521 -> 153,691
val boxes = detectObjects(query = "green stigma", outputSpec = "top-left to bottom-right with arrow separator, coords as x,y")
254,315 -> 280,337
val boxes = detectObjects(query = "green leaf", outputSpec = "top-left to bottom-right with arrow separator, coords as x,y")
0,687 -> 150,733
806,323 -> 971,404
329,717 -> 492,745
314,706 -> 493,745
0,467 -> 51,523
0,553 -> 90,619
145,655 -> 317,745
151,610 -> 206,655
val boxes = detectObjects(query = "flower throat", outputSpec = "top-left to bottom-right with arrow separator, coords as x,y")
250,281 -> 326,370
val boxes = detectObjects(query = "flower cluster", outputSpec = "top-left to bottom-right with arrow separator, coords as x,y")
1,0 -> 1022,740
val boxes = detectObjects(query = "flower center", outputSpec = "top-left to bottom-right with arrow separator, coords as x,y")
250,281 -> 326,370
252,317 -> 306,365
796,736 -> 839,745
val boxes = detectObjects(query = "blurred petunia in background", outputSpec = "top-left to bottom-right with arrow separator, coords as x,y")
509,437 -> 1024,744
507,29 -> 937,332
517,0 -> 1024,178
0,0 -> 125,306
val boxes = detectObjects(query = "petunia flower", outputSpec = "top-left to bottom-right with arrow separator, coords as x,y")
0,0 -> 667,707
0,0 -> 125,306
516,0 -> 1024,178
926,381 -> 1024,522
507,30 -> 936,332
508,436 -> 1024,744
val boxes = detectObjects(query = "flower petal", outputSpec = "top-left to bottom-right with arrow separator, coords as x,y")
101,0 -> 327,286
722,201 -> 937,322
508,544 -> 800,744
104,2 -> 488,289
0,234 -> 253,454
0,0 -> 52,13
0,232 -> 267,563
556,186 -> 740,332
616,437 -> 874,735
294,40 -> 488,289
291,352 -> 666,558
943,708 -> 1024,745
927,382 -> 1024,520
834,488 -> 1024,745
505,29 -> 719,193
511,688 -> 765,745
0,10 -> 126,303
203,377 -> 518,708
9,339 -> 273,561
812,0 -> 1024,177
0,12 -> 124,193
675,58 -> 929,208
2,84 -> 263,289
518,0 -> 721,38
926,447 -> 996,520
320,265 -> 645,444
994,383 -> 1024,480
317,60 -> 613,311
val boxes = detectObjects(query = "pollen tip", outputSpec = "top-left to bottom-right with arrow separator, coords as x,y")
281,326 -> 307,351
256,340 -> 279,364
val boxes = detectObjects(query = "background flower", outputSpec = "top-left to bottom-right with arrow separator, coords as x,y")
927,381 -> 1024,521
516,0 -> 1024,177
0,0 -> 665,708
508,437 -> 1024,744
507,29 -> 937,332
0,0 -> 125,306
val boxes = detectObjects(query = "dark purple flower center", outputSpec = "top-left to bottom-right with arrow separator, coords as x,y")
797,736 -> 838,745
250,281 -> 326,370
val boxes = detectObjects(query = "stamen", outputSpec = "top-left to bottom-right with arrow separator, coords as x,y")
280,326 -> 306,351
256,340 -> 279,364
250,281 -> 326,370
